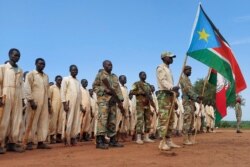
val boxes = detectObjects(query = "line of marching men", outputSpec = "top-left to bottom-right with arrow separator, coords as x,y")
0,48 -> 216,154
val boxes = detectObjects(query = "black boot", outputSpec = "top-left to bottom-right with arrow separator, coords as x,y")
109,136 -> 124,148
96,135 -> 108,149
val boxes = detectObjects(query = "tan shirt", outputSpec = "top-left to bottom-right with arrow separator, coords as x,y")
0,63 -> 23,98
49,85 -> 61,108
120,84 -> 130,111
81,87 -> 91,112
24,70 -> 49,103
205,105 -> 215,119
156,63 -> 174,90
61,76 -> 82,103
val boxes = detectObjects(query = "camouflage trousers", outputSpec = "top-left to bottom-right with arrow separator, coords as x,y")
157,91 -> 175,138
96,102 -> 117,137
136,104 -> 152,134
182,100 -> 195,135
236,110 -> 242,131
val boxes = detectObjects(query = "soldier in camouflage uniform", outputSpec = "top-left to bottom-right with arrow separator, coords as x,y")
235,97 -> 242,133
92,60 -> 124,149
180,65 -> 200,145
129,71 -> 156,144
156,51 -> 181,151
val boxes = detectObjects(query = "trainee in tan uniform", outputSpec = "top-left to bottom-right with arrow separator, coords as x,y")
0,49 -> 24,153
24,58 -> 51,150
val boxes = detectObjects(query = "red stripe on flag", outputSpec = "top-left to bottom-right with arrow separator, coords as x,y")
213,37 -> 247,93
216,86 -> 227,118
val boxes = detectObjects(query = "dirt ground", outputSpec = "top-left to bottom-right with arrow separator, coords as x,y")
0,129 -> 249,167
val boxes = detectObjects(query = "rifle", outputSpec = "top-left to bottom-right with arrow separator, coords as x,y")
102,78 -> 125,116
139,83 -> 157,113
0,95 -> 6,124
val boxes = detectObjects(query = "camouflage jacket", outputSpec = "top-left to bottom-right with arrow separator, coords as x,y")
130,81 -> 153,106
92,69 -> 123,103
180,74 -> 198,101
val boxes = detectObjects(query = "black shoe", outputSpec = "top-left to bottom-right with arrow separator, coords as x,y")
50,135 -> 56,144
7,143 -> 25,153
96,136 -> 108,149
109,136 -> 124,148
236,130 -> 243,133
71,138 -> 77,146
37,142 -> 51,149
56,134 -> 63,143
26,142 -> 33,150
0,147 -> 6,154
84,133 -> 92,141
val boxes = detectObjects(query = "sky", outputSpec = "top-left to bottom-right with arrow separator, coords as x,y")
0,0 -> 249,121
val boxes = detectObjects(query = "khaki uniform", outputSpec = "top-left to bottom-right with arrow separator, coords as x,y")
176,99 -> 184,132
24,70 -> 49,143
61,76 -> 82,142
156,63 -> 175,137
0,63 -> 23,147
49,85 -> 64,137
116,84 -> 130,133
93,70 -> 123,137
79,87 -> 91,134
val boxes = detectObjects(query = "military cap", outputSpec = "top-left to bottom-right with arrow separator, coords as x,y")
161,51 -> 176,59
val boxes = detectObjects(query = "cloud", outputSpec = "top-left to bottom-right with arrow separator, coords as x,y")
231,38 -> 250,46
233,15 -> 250,22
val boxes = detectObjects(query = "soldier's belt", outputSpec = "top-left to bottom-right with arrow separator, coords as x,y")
156,90 -> 173,96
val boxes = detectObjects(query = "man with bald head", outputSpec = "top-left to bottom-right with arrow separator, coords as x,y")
93,60 -> 124,149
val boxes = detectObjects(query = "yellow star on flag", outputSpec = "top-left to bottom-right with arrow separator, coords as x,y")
198,28 -> 210,42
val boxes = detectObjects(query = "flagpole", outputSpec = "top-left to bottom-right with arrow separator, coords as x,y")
193,68 -> 212,143
161,54 -> 188,149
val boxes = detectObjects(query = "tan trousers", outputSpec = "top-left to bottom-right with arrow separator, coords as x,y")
194,116 -> 201,131
0,88 -> 23,146
81,108 -> 91,133
49,101 -> 63,136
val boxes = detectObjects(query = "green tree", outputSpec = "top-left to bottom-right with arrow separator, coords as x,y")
193,78 -> 216,106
